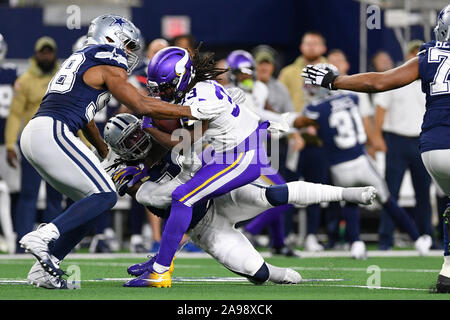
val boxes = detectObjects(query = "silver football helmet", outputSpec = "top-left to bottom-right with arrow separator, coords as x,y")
104,113 -> 152,161
0,33 -> 7,62
87,14 -> 141,73
435,5 -> 450,42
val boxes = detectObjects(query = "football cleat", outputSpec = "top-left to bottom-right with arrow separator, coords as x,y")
414,234 -> 432,256
304,234 -> 324,252
342,186 -> 377,205
19,224 -> 65,278
279,268 -> 302,284
127,255 -> 174,277
436,274 -> 450,293
27,260 -> 68,289
350,240 -> 368,260
271,246 -> 302,258
123,270 -> 172,288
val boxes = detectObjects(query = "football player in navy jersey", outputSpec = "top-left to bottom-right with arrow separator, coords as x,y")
302,5 -> 450,292
302,68 -> 432,259
18,14 -> 226,288
0,33 -> 18,253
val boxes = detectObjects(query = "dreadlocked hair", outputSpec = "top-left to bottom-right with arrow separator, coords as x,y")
189,42 -> 229,86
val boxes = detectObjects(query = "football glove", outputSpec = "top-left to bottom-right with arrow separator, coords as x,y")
111,165 -> 149,196
226,87 -> 246,105
301,64 -> 339,90
141,116 -> 155,130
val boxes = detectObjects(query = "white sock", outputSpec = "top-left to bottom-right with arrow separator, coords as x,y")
440,256 -> 450,277
153,262 -> 170,274
38,223 -> 60,242
287,181 -> 343,206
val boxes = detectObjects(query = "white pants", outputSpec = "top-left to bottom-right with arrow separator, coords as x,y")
188,181 -> 271,277
20,117 -> 115,201
421,149 -> 450,197
330,154 -> 390,204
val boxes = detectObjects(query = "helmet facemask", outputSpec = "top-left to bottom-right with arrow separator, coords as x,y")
113,121 -> 152,161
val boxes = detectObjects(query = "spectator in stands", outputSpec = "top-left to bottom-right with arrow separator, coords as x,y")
6,36 -> 63,253
279,31 -> 327,112
372,41 -> 433,250
280,32 -> 328,251
171,34 -> 196,56
371,50 -> 394,72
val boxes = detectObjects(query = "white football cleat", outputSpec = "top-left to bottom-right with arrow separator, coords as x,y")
304,234 -> 324,252
342,186 -> 377,205
27,259 -> 68,289
350,240 -> 367,260
278,268 -> 302,284
19,224 -> 63,277
414,234 -> 432,256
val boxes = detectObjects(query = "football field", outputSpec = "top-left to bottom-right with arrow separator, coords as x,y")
0,251 -> 449,300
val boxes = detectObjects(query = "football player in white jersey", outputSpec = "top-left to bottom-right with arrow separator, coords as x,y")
110,114 -> 376,288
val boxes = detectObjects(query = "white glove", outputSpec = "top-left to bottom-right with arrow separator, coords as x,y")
301,64 -> 339,90
226,87 -> 246,105
189,100 -> 227,120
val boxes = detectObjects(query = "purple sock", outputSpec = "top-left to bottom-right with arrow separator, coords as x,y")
156,200 -> 192,267
245,205 -> 291,248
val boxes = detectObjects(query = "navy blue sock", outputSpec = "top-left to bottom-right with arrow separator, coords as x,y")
94,211 -> 111,234
50,217 -> 99,260
52,192 -> 117,235
342,203 -> 360,243
265,185 -> 288,207
307,204 -> 321,234
383,197 -> 419,241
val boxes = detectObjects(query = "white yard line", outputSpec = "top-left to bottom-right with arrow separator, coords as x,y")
0,250 -> 444,260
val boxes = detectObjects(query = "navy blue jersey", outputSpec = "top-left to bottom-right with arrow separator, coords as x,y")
36,44 -> 128,133
418,40 -> 450,152
0,65 -> 17,145
303,93 -> 366,165
145,152 -> 209,230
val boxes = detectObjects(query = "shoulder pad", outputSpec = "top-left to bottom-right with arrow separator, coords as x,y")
84,44 -> 128,70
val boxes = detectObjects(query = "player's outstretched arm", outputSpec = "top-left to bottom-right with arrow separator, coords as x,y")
302,57 -> 419,93
88,65 -> 226,120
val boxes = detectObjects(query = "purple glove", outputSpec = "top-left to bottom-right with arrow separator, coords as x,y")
111,165 -> 149,196
141,116 -> 154,130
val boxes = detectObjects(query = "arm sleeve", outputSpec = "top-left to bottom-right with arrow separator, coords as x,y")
5,77 -> 27,150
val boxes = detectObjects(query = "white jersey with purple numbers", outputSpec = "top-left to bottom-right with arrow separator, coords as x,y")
181,80 -> 260,153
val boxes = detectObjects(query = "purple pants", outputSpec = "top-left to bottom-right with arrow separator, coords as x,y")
156,122 -> 272,267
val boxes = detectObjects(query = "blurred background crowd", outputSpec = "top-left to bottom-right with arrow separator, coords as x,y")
0,0 -> 447,256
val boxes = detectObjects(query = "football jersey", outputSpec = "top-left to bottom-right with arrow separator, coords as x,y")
144,151 -> 208,229
418,40 -> 450,152
303,92 -> 366,165
0,64 -> 17,145
180,80 -> 260,153
35,44 -> 128,133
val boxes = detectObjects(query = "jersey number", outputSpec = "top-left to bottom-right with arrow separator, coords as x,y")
329,107 -> 366,149
429,48 -> 450,96
47,53 -> 85,94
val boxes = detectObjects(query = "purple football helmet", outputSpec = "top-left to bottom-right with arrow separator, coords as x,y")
226,50 -> 255,91
147,46 -> 194,102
